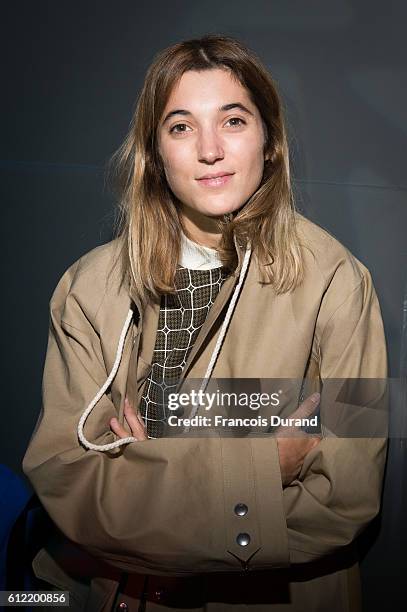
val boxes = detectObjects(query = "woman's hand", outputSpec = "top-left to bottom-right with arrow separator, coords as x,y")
276,393 -> 322,487
110,397 -> 148,441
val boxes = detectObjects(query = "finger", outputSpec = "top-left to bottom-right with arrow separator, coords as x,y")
110,416 -> 133,439
136,411 -> 147,428
124,398 -> 147,439
291,392 -> 320,420
274,393 -> 320,436
124,397 -> 144,422
126,399 -> 146,428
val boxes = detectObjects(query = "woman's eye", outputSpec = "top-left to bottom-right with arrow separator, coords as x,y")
169,123 -> 191,134
226,117 -> 246,127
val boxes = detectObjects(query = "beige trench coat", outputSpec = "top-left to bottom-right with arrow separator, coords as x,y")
22,213 -> 388,612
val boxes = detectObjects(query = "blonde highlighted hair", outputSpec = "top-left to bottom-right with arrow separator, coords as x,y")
107,34 -> 304,306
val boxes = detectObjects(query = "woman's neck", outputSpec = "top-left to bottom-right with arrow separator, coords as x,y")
178,205 -> 222,249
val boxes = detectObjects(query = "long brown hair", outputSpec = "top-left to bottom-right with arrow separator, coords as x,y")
107,34 -> 304,306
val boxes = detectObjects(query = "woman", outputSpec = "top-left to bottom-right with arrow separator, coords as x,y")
23,35 -> 387,611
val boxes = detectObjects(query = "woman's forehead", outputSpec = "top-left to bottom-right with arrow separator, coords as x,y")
162,69 -> 254,115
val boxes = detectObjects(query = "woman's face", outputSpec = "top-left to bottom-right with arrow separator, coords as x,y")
157,68 -> 267,220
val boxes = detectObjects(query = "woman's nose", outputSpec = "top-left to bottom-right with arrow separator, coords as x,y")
197,130 -> 224,163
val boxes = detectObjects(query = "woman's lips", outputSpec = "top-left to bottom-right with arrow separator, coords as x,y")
196,173 -> 234,187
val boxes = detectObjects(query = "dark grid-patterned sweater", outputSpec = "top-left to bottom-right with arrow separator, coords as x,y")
139,235 -> 229,439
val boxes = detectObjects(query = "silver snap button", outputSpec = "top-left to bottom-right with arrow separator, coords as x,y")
234,503 -> 248,516
236,532 -> 251,546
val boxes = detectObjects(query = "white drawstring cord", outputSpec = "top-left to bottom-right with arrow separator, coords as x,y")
185,244 -> 252,427
77,307 -> 137,451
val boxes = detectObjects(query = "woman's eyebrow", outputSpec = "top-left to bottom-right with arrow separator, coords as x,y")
162,102 -> 254,125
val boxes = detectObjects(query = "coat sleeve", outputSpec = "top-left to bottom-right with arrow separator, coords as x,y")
281,263 -> 389,563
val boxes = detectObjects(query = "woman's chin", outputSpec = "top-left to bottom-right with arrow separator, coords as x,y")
198,204 -> 243,218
